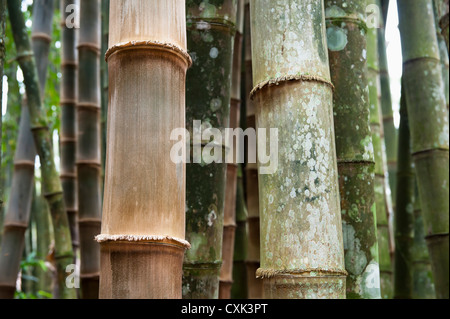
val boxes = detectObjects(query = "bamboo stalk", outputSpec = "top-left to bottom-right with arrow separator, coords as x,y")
0,100 -> 36,299
100,0 -> 109,176
325,0 -> 381,299
231,165 -> 248,299
0,0 -> 5,224
435,0 -> 449,52
6,0 -> 76,299
219,0 -> 244,300
412,183 -> 436,299
98,0 -> 191,299
434,1 -> 450,112
60,0 -> 79,263
243,0 -> 262,299
393,83 -> 414,299
250,0 -> 346,299
367,0 -> 393,299
77,0 -> 101,299
183,0 -> 237,299
398,0 -> 449,299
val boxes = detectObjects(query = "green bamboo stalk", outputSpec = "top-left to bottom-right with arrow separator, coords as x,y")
0,100 -> 36,299
77,0 -> 101,299
243,0 -> 262,299
398,0 -> 449,299
60,0 -> 79,262
393,83 -> 414,299
231,165 -> 248,299
367,0 -> 393,299
6,0 -> 76,299
0,0 -> 5,225
412,183 -> 436,299
378,7 -> 398,210
325,0 -> 381,299
250,0 -> 346,299
220,0 -> 244,300
183,0 -> 237,299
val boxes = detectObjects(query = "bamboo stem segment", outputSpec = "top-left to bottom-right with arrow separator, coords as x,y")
325,0 -> 381,299
183,0 -> 237,299
250,0 -> 346,299
99,0 -> 191,299
398,0 -> 449,299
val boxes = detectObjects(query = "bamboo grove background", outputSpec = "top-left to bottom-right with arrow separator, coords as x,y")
0,0 -> 448,299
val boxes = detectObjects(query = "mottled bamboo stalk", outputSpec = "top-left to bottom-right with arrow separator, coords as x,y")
0,100 -> 36,299
231,165 -> 248,299
250,0 -> 346,299
393,84 -> 414,299
60,0 -> 79,262
183,0 -> 237,299
367,0 -> 393,299
77,0 -> 101,299
434,1 -> 450,112
398,0 -> 449,299
98,0 -> 191,299
243,0 -> 262,299
325,0 -> 381,299
412,183 -> 436,299
220,0 -> 244,300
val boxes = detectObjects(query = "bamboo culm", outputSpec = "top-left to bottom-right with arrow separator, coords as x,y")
183,0 -> 237,299
325,0 -> 381,299
398,0 -> 449,299
250,0 -> 346,299
60,0 -> 79,264
99,0 -> 191,299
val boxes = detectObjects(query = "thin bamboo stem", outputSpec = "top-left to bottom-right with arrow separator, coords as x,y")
99,0 -> 191,299
219,0 -> 244,300
250,0 -> 346,299
398,0 -> 449,299
60,0 -> 79,263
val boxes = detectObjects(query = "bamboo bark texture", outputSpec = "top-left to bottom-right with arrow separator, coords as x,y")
0,101 -> 36,299
367,0 -> 392,299
98,0 -> 191,299
60,0 -> 79,262
398,0 -> 449,299
325,0 -> 381,299
250,0 -> 346,299
183,0 -> 237,299
77,0 -> 102,299
393,85 -> 414,299
243,0 -> 262,299
219,0 -> 244,300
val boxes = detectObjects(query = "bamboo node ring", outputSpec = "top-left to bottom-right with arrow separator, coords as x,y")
95,234 -> 191,249
250,74 -> 335,99
105,40 -> 193,68
255,267 -> 348,279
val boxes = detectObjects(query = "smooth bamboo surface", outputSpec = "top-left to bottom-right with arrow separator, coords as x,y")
99,0 -> 191,299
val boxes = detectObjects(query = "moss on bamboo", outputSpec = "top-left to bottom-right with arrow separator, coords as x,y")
183,0 -> 237,299
325,0 -> 381,299
398,0 -> 449,299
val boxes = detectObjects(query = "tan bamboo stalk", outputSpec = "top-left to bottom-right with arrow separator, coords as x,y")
243,0 -> 262,299
250,0 -> 346,298
77,0 -> 101,299
220,0 -> 244,300
60,0 -> 79,260
98,0 -> 191,299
